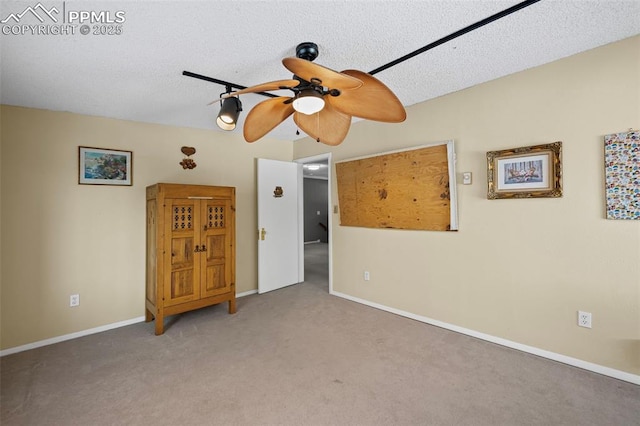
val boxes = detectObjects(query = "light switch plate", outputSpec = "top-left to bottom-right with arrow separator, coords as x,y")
462,172 -> 472,185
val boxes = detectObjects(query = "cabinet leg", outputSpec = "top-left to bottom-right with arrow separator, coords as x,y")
228,297 -> 237,314
154,313 -> 164,335
145,309 -> 154,323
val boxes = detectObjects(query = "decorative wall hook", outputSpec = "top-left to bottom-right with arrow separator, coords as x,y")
180,146 -> 197,170
273,186 -> 283,198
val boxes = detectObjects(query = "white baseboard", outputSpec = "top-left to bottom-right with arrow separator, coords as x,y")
330,290 -> 640,386
0,290 -> 259,357
5,289 -> 637,385
0,316 -> 146,357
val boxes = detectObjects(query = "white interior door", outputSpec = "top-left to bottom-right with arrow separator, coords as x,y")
258,158 -> 303,294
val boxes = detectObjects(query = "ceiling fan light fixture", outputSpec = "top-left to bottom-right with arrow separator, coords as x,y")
293,89 -> 325,115
216,96 -> 242,131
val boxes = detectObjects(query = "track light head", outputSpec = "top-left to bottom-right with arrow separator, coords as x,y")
216,96 -> 242,131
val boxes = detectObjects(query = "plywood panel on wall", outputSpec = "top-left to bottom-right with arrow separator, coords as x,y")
336,143 -> 453,231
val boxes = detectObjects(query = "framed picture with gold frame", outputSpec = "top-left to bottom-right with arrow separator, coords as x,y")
487,142 -> 562,199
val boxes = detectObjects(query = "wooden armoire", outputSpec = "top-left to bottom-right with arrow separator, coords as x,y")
145,183 -> 236,335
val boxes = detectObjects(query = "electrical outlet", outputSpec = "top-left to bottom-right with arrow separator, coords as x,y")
70,294 -> 80,307
578,310 -> 592,328
364,271 -> 370,281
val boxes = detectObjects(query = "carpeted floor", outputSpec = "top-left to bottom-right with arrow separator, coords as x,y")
1,243 -> 639,425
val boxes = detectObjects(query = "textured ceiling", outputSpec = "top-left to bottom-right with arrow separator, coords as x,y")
1,1 -> 639,142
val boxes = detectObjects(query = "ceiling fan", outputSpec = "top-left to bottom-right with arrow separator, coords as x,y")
211,42 -> 406,146
189,1 -> 541,146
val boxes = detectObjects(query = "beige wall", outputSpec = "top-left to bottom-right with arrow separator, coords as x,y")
294,36 -> 640,375
0,107 -> 292,349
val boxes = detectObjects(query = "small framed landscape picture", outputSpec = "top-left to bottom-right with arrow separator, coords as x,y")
487,142 -> 562,199
79,146 -> 132,186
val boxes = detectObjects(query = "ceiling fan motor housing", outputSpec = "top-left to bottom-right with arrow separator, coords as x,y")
296,42 -> 319,62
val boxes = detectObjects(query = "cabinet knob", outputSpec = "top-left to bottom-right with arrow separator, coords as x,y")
194,245 -> 201,252
201,245 -> 207,252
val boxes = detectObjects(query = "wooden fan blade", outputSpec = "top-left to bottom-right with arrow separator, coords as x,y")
243,97 -> 295,143
328,70 -> 406,123
282,58 -> 363,90
293,102 -> 351,146
208,80 -> 300,105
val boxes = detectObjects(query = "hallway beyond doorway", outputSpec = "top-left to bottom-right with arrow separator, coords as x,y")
304,242 -> 328,291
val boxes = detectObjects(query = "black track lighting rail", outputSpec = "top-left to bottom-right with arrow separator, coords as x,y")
183,0 -> 542,96
368,0 -> 542,75
182,70 -> 278,98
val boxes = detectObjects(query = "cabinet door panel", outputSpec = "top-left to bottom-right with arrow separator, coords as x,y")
203,233 -> 227,296
201,201 -> 230,297
171,269 -> 195,299
205,263 -> 226,293
164,200 -> 200,306
208,233 -> 225,258
171,237 -> 194,265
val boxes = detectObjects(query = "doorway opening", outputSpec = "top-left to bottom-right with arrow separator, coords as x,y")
296,153 -> 332,293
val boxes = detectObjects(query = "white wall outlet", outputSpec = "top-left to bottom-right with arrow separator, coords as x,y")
70,294 -> 80,307
364,271 -> 370,281
578,310 -> 592,328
